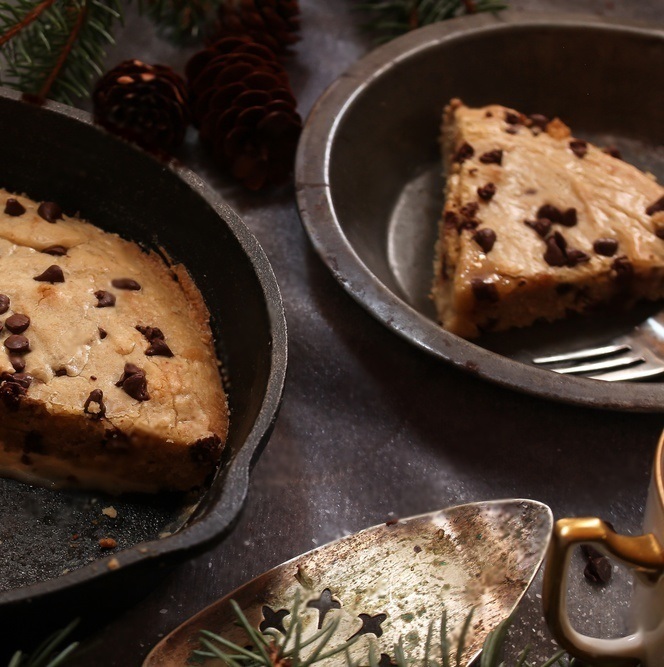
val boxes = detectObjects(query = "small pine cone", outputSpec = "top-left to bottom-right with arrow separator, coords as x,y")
93,60 -> 189,153
186,36 -> 302,190
211,0 -> 300,56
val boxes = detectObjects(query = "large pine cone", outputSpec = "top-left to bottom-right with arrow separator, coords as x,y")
186,36 -> 302,190
211,0 -> 300,56
93,60 -> 189,153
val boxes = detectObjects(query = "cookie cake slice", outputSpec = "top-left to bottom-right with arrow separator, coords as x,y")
0,192 -> 229,493
433,99 -> 664,338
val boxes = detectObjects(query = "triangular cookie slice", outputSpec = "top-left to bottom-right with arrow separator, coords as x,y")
433,99 -> 664,338
0,191 -> 228,493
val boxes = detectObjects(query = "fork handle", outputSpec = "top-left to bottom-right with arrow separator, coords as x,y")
542,517 -> 664,665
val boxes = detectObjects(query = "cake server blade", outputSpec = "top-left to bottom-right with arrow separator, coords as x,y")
144,499 -> 552,666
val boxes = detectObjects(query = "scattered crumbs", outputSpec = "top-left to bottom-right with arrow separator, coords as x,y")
138,547 -> 149,554
102,506 -> 118,519
159,531 -> 172,539
107,557 -> 120,570
99,537 -> 117,549
159,609 -> 168,614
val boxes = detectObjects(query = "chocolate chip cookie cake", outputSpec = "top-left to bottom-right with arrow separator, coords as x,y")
433,99 -> 664,338
0,192 -> 228,493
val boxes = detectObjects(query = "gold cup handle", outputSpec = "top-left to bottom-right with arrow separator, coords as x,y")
542,517 -> 664,666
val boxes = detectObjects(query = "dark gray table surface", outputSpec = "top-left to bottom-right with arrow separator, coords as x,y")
46,0 -> 664,664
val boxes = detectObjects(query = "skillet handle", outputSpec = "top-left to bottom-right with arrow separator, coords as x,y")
542,517 -> 664,666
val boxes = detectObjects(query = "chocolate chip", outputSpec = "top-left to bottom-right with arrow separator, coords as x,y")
4,198 -> 25,216
656,226 -> 664,240
473,228 -> 497,253
460,202 -> 479,219
505,126 -> 519,135
116,363 -> 149,401
443,210 -> 458,228
569,139 -> 588,158
41,245 -> 68,256
11,372 -> 33,388
646,196 -> 664,216
37,201 -> 63,222
528,114 -> 549,130
612,256 -> 633,283
584,556 -> 612,585
477,182 -> 496,201
537,204 -> 563,222
525,218 -> 552,237
4,335 -> 30,353
84,389 -> 106,419
544,232 -> 568,267
471,278 -> 499,303
0,294 -> 9,315
566,248 -> 590,267
54,368 -> 67,377
504,111 -> 521,124
0,372 -> 28,410
9,355 -> 25,372
484,110 -> 493,118
479,149 -> 503,165
111,278 -> 141,291
5,314 -> 30,334
561,208 -> 578,227
136,325 -> 174,357
34,265 -> 64,283
603,145 -> 622,160
190,434 -> 222,464
593,238 -> 619,256
94,290 -> 116,308
453,142 -> 474,163
99,327 -> 107,340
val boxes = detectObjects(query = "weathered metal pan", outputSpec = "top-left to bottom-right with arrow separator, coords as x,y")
0,88 -> 287,645
144,499 -> 553,666
296,12 -> 664,412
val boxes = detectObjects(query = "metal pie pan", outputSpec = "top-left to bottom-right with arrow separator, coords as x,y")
0,88 -> 287,636
296,12 -> 664,412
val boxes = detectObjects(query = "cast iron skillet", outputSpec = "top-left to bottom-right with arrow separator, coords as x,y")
0,88 -> 287,642
296,12 -> 664,412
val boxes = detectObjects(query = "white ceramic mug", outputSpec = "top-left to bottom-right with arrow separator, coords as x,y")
543,432 -> 664,666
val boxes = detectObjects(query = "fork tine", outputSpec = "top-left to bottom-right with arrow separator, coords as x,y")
587,364 -> 664,382
533,344 -> 631,365
549,355 -> 644,375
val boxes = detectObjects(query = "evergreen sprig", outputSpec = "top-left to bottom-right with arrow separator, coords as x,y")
192,598 -> 591,667
0,0 -> 123,103
7,619 -> 79,667
357,0 -> 509,43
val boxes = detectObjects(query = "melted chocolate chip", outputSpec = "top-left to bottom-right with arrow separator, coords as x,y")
528,114 -> 549,130
0,372 -> 28,410
569,139 -> 588,158
4,335 -> 30,353
37,201 -> 63,222
111,278 -> 141,291
190,434 -> 222,464
561,208 -> 578,227
460,202 -> 479,219
505,126 -> 519,135
9,355 -> 25,372
655,226 -> 664,240
479,149 -> 503,165
34,265 -> 64,283
11,372 -> 33,388
95,290 -> 116,308
99,327 -> 107,340
84,389 -> 106,419
612,256 -> 633,284
473,228 -> 497,253
4,198 -> 25,216
54,368 -> 67,377
453,142 -> 474,163
646,196 -> 664,216
0,294 -> 9,314
525,218 -> 552,237
471,279 -> 499,303
504,111 -> 521,124
41,245 -> 68,256
443,210 -> 458,228
537,204 -> 563,223
477,182 -> 496,201
136,325 -> 174,357
5,314 -> 30,334
603,145 -> 622,160
566,248 -> 590,267
116,363 -> 149,401
593,238 -> 619,256
544,232 -> 568,267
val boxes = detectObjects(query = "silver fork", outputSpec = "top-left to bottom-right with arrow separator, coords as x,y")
532,310 -> 664,381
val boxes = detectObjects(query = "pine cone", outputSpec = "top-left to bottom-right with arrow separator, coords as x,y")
186,36 -> 302,190
93,60 -> 189,153
211,0 -> 300,56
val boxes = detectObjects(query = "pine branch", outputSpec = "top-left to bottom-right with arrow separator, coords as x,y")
356,0 -> 509,44
7,619 -> 79,667
0,0 -> 123,104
